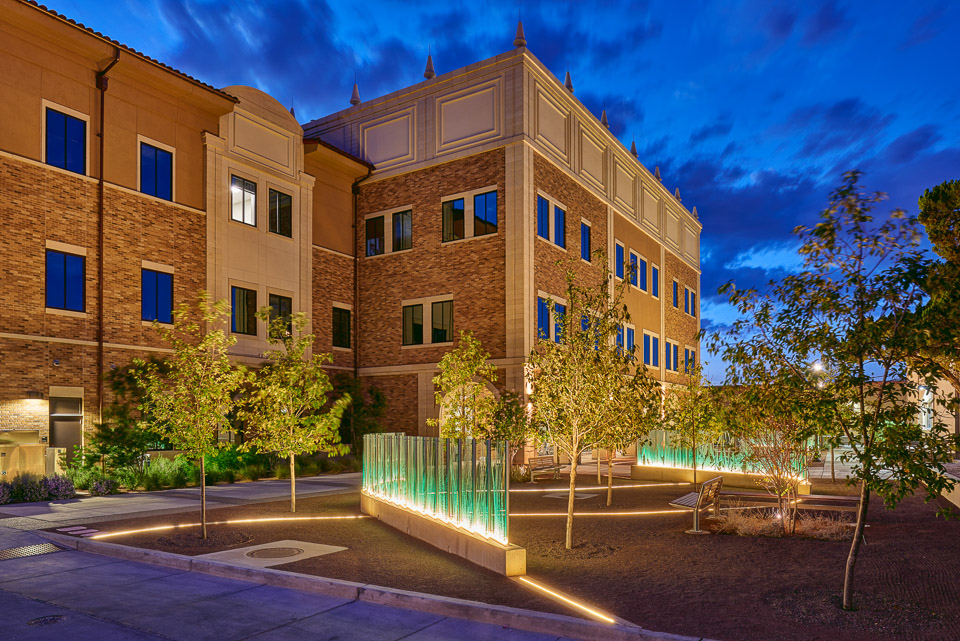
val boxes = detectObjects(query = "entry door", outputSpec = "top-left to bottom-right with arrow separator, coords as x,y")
50,420 -> 82,464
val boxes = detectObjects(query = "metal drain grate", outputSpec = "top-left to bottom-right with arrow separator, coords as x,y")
0,543 -> 62,561
245,547 -> 303,559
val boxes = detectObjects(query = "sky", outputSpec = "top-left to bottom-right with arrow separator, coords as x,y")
44,0 -> 960,380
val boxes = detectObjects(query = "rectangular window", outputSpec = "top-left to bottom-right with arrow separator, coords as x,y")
269,189 -> 293,238
617,325 -> 624,352
231,175 -> 257,226
639,257 -> 648,292
652,336 -> 660,367
626,327 -> 635,353
537,297 -> 550,340
45,108 -> 85,175
690,291 -> 697,318
332,307 -> 351,349
629,252 -> 638,287
473,191 -> 497,236
616,243 -> 625,279
537,196 -> 550,240
432,300 -> 454,343
402,304 -> 424,346
45,249 -> 84,312
684,348 -> 697,374
643,333 -> 651,365
664,341 -> 672,371
652,265 -> 660,298
366,216 -> 384,256
581,222 -> 591,261
673,281 -> 679,308
673,343 -> 679,372
268,293 -> 292,334
442,198 -> 465,242
684,288 -> 690,314
231,286 -> 257,335
392,210 -> 412,251
140,143 -> 172,201
554,206 -> 566,248
141,269 -> 173,323
554,303 -> 566,344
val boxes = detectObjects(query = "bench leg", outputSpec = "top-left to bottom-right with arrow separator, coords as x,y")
685,508 -> 710,535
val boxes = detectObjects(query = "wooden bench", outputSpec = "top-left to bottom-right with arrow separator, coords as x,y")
669,476 -> 723,534
528,456 -> 561,481
720,490 -> 860,512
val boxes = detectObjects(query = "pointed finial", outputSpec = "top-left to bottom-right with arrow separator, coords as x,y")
424,48 -> 436,80
289,106 -> 296,118
514,19 -> 527,47
350,81 -> 361,107
674,187 -> 681,202
655,166 -> 662,182
564,70 -> 574,93
630,139 -> 638,157
601,109 -> 609,129
692,206 -> 698,219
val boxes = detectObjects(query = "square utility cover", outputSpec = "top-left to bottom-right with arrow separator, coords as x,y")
198,540 -> 346,568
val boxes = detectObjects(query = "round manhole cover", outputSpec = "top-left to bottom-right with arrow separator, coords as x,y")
245,547 -> 304,559
543,492 -> 597,500
27,615 -> 66,626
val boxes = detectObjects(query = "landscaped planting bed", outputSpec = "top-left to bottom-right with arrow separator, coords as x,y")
55,478 -> 960,641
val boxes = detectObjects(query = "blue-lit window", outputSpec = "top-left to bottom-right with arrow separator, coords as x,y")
616,243 -> 625,279
45,108 -> 86,175
581,222 -> 591,262
673,343 -> 679,372
231,286 -> 257,335
616,325 -> 624,353
652,265 -> 659,298
639,257 -> 648,292
140,143 -> 173,201
554,206 -> 566,248
554,303 -> 566,343
673,281 -> 678,308
684,348 -> 696,374
684,288 -> 690,314
474,191 -> 497,236
142,269 -> 173,323
537,297 -> 550,340
643,333 -> 651,365
537,196 -> 550,240
665,341 -> 672,371
652,336 -> 659,367
629,252 -> 638,287
442,198 -> 465,242
45,250 -> 84,312
626,327 -> 635,353
690,291 -> 697,318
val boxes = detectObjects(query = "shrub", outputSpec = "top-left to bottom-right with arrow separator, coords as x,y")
90,478 -> 121,496
798,514 -> 853,541
9,474 -> 47,503
64,466 -> 100,491
0,482 -> 10,505
239,464 -> 268,481
43,475 -> 75,500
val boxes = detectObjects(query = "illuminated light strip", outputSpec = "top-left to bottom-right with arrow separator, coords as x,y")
364,490 -> 509,545
517,576 -> 616,624
636,463 -> 807,482
509,482 -> 688,492
90,515 -> 369,540
510,509 -> 687,517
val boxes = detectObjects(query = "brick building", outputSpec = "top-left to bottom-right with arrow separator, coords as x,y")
0,4 -> 700,464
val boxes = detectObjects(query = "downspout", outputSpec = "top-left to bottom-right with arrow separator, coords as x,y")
95,47 -> 120,424
351,167 -> 372,379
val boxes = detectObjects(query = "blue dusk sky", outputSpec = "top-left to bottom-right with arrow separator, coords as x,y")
43,0 -> 960,380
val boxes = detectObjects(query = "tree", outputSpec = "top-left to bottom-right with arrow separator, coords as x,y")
331,374 -> 385,457
661,364 -> 724,488
239,309 -> 350,513
135,293 -> 247,539
429,331 -> 498,439
717,171 -> 960,610
528,260 -> 658,549
918,179 -> 960,263
491,389 -> 538,476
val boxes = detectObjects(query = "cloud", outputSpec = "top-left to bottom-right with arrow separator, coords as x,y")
881,125 -> 942,165
690,118 -> 733,144
578,92 -> 645,138
900,5 -> 947,49
779,98 -> 895,159
803,1 -> 849,45
763,8 -> 797,41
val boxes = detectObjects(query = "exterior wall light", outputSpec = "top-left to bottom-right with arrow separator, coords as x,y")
27,391 -> 43,400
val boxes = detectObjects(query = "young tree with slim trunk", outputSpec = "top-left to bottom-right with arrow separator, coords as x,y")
239,310 -> 349,513
135,293 -> 246,539
429,330 -> 499,439
528,259 -> 657,549
661,365 -> 723,488
717,171 -> 960,610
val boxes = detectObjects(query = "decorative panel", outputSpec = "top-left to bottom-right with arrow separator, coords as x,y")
642,188 -> 659,229
535,89 -> 568,158
360,108 -> 416,169
666,210 -> 680,245
614,161 -> 635,213
684,225 -> 699,260
233,113 -> 292,172
579,127 -> 605,190
436,80 -> 502,154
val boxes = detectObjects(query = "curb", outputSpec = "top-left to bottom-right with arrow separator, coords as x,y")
36,531 -> 715,641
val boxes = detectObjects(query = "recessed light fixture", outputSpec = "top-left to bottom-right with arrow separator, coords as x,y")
26,391 -> 43,400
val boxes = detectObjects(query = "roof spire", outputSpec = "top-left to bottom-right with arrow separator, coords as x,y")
514,17 -> 527,47
674,187 -> 681,202
350,78 -> 361,107
601,108 -> 609,129
564,70 -> 574,93
692,206 -> 698,219
654,166 -> 662,182
289,105 -> 296,118
630,139 -> 638,157
424,47 -> 436,80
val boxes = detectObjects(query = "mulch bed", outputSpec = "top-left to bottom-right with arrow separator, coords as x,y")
52,478 -> 960,641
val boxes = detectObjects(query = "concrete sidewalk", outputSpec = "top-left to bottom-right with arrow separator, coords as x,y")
0,528 -> 580,641
0,473 -> 361,532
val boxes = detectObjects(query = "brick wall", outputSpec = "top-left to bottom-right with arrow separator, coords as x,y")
663,251 -> 700,385
312,246 -> 355,370
365,374 -> 419,435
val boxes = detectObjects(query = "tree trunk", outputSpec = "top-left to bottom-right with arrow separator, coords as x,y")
565,460 -> 578,550
606,455 -> 614,506
842,482 -> 871,610
831,447 -> 836,483
289,454 -> 296,513
200,456 -> 207,540
596,448 -> 601,485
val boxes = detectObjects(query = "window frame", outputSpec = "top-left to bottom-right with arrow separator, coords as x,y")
230,175 -> 257,227
332,304 -> 352,350
137,136 -> 175,201
615,241 -> 625,280
230,285 -> 258,336
392,209 -> 413,251
440,186 -> 498,244
42,101 -> 89,176
267,292 -> 293,336
684,286 -> 697,318
536,291 -> 568,343
268,188 -> 293,238
651,264 -> 660,299
45,248 -> 85,313
672,280 -> 679,308
473,190 -> 498,237
364,205 -> 413,256
642,330 -> 660,367
365,215 -> 385,256
141,267 -> 174,324
665,339 -> 680,372
580,219 -> 592,263
431,300 -> 454,344
401,295 -> 455,347
535,192 -> 568,251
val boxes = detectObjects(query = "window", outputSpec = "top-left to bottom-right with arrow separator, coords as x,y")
269,189 -> 292,238
231,286 -> 257,335
45,108 -> 85,175
366,216 -> 384,256
332,307 -> 351,349
615,243 -> 625,280
684,288 -> 690,314
141,269 -> 172,323
672,343 -> 680,372
664,341 -> 672,371
442,198 -> 465,242
46,250 -> 84,312
643,333 -> 650,364
231,175 -> 256,226
685,287 -> 697,317
626,327 -> 635,353
581,221 -> 591,262
690,291 -> 697,318
554,206 -> 566,248
554,303 -> 566,343
140,143 -> 172,200
537,196 -> 550,240
473,191 -> 497,236
432,300 -> 454,343
268,294 -> 292,334
639,257 -> 648,292
616,325 -> 624,352
392,210 -> 412,251
629,252 -> 638,287
673,281 -> 679,308
684,348 -> 697,374
652,265 -> 660,298
402,304 -> 424,346
649,334 -> 660,367
537,297 -> 550,340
